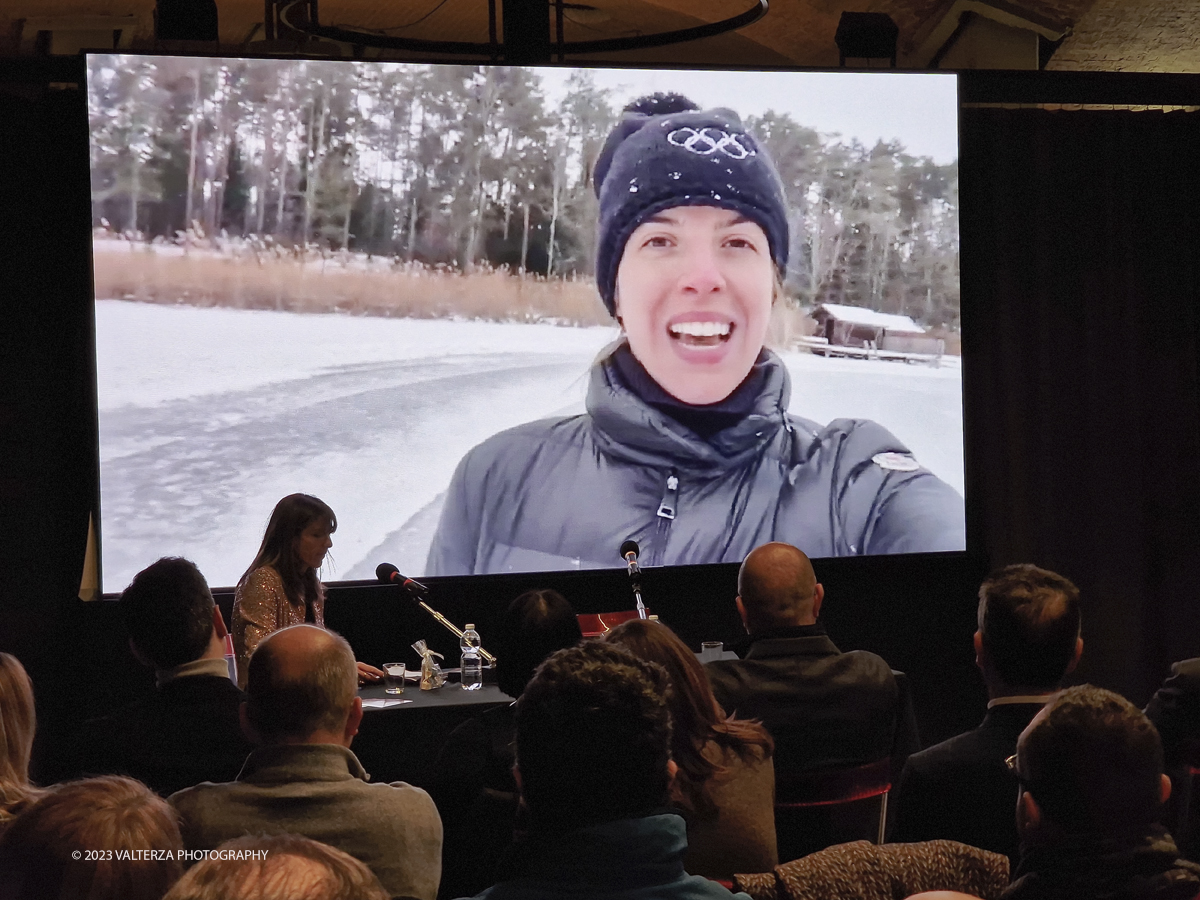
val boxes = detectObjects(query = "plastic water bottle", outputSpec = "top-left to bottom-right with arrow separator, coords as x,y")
460,624 -> 483,691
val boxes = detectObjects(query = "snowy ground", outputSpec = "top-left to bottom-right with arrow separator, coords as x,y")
95,299 -> 963,591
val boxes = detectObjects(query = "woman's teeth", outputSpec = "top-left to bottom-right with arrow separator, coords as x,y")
669,321 -> 732,341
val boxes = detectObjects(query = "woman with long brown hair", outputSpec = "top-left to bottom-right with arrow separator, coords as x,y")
0,653 -> 41,835
604,618 -> 777,877
232,493 -> 383,687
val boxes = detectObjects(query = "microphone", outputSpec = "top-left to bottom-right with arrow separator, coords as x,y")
618,540 -> 647,620
620,540 -> 641,576
375,563 -> 430,595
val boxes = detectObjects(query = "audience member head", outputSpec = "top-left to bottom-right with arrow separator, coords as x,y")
736,542 -> 823,633
241,494 -> 337,609
515,641 -> 673,830
242,625 -> 361,747
494,589 -> 583,698
604,619 -> 772,815
976,564 -> 1082,694
0,653 -> 39,825
119,557 -> 225,671
162,833 -> 388,900
1014,685 -> 1169,841
0,775 -> 183,900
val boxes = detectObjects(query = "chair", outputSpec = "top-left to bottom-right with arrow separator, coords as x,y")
1172,747 -> 1200,863
774,757 -> 891,862
575,610 -> 643,638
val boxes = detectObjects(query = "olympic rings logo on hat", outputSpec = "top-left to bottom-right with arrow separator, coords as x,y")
666,127 -> 757,160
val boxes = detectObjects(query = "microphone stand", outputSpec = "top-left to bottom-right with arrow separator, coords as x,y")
411,599 -> 497,667
386,586 -> 496,667
625,554 -> 648,620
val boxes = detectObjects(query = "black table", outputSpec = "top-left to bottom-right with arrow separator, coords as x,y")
353,680 -> 512,788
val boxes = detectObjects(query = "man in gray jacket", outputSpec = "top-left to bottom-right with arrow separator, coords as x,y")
170,625 -> 442,900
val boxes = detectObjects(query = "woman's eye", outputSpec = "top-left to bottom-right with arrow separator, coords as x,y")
725,236 -> 758,250
643,235 -> 672,248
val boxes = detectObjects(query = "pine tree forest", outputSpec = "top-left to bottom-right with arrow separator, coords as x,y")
87,56 -> 960,331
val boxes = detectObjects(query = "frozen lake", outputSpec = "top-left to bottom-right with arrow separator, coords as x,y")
95,299 -> 964,591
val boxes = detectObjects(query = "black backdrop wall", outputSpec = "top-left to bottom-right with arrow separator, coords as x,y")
957,74 -> 1200,700
2,61 -> 1199,780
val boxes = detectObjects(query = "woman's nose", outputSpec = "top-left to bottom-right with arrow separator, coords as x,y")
679,244 -> 726,294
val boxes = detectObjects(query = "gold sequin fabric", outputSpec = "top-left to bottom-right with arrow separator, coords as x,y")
732,839 -> 1009,900
232,566 -> 325,689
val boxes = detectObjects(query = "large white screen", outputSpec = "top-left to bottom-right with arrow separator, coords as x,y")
89,56 -> 962,590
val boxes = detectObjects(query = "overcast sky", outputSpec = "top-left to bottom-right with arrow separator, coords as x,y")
537,67 -> 959,164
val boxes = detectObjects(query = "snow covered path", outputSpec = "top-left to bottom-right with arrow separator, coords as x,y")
96,300 -> 962,590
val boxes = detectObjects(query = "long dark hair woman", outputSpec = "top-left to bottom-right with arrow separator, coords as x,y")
604,618 -> 777,877
232,494 -> 383,687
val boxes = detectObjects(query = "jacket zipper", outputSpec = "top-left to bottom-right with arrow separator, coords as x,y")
651,470 -> 679,566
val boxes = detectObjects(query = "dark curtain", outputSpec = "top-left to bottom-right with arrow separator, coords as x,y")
960,106 -> 1200,703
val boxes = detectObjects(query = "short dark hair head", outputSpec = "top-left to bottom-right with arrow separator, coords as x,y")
0,775 -> 183,900
1017,685 -> 1165,834
162,833 -> 389,900
245,625 -> 357,743
119,557 -> 215,669
978,564 -> 1081,690
494,589 -> 582,698
515,641 -> 672,829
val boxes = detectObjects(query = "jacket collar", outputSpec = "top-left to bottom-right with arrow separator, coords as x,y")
155,657 -> 232,689
586,348 -> 792,472
236,743 -> 369,785
744,628 -> 842,660
502,813 -> 689,888
1009,824 -> 1200,900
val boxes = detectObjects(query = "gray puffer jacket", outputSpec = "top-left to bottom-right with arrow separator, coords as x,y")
426,351 -> 964,575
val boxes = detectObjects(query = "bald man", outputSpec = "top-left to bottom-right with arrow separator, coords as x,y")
706,543 -> 898,776
169,625 -> 442,900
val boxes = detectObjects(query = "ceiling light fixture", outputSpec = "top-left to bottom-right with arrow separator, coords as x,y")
274,0 -> 769,63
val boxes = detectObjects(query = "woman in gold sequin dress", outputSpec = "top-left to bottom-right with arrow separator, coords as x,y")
232,493 -> 384,688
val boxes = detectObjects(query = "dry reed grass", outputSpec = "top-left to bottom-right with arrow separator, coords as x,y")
92,246 -> 613,326
91,242 -> 827,347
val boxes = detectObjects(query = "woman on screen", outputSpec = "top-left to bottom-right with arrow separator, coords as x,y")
426,94 -> 964,576
232,494 -> 384,687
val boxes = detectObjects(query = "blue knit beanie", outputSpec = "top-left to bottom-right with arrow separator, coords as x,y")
593,93 -> 789,317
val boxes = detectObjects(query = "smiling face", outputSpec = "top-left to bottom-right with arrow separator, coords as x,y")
615,205 -> 775,405
294,519 -> 333,571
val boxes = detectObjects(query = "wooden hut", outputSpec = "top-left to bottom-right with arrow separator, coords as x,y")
810,303 -> 945,357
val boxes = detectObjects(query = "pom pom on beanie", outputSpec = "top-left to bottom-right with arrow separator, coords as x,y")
592,94 -> 789,317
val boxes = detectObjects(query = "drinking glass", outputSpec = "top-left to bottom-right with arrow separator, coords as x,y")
384,662 -> 406,694
700,641 -> 724,663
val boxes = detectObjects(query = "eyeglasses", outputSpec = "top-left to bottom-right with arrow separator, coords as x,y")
1005,753 -> 1032,789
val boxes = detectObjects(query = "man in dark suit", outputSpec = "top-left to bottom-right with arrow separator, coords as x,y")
1145,656 -> 1200,861
891,564 -> 1082,863
75,557 -> 253,796
1146,657 -> 1200,768
1003,686 -> 1200,900
705,542 -> 898,776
